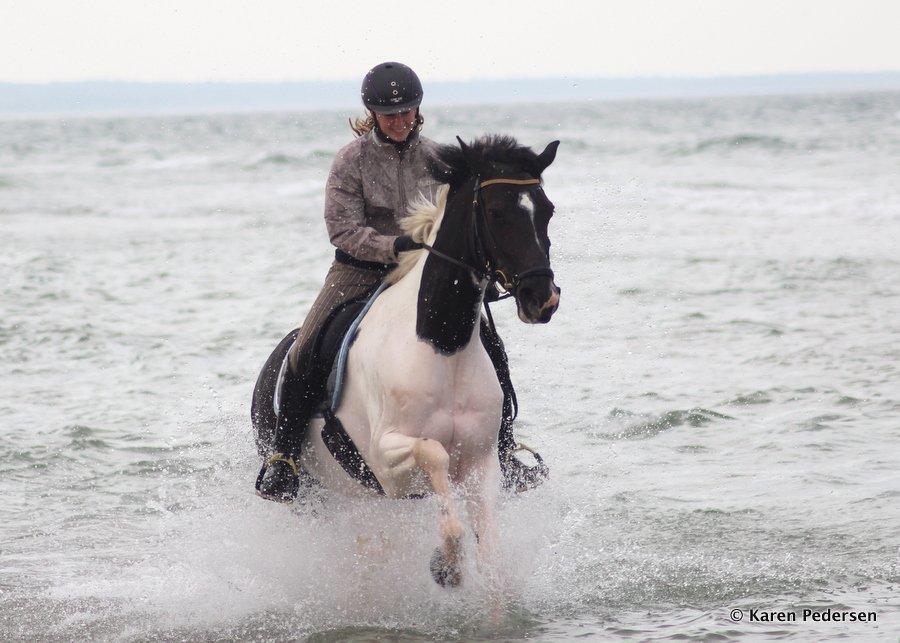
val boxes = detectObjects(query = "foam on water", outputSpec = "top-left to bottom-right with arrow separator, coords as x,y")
6,416 -> 896,640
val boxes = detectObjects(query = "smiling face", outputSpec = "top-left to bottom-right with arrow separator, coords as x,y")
374,108 -> 418,142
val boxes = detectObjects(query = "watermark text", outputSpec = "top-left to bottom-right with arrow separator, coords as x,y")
729,608 -> 877,623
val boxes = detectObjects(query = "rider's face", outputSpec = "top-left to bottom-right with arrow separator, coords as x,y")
374,109 -> 418,142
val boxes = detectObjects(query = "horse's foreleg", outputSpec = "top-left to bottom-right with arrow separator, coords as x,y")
412,438 -> 463,587
468,491 -> 500,572
462,453 -> 501,574
461,451 -> 504,619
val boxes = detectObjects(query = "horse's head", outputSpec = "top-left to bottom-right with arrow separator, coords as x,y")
430,135 -> 561,324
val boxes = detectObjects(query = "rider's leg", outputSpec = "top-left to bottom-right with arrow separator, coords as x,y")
257,261 -> 383,501
478,317 -> 549,492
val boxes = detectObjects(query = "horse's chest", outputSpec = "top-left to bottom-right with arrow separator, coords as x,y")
351,318 -> 503,450
433,364 -> 492,403
396,355 -> 501,443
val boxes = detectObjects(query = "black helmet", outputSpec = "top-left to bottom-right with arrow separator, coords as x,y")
361,62 -> 423,114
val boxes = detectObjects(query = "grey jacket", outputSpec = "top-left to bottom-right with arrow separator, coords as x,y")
324,128 -> 440,265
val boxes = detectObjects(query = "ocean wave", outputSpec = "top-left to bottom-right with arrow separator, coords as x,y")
96,157 -> 132,168
602,407 -> 734,440
698,134 -> 789,150
726,390 -> 774,406
244,149 -> 331,170
668,134 -> 808,156
251,152 -> 302,166
798,414 -> 847,432
65,424 -> 111,451
726,319 -> 786,336
779,256 -> 871,283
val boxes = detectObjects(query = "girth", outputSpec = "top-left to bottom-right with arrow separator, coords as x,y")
320,408 -> 386,494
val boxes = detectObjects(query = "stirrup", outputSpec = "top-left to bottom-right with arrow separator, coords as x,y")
267,452 -> 300,475
255,452 -> 300,492
502,442 -> 549,493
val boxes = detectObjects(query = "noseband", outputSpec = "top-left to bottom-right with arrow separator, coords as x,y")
421,176 -> 554,294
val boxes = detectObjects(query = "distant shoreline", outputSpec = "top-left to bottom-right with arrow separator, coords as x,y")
2,71 -> 899,118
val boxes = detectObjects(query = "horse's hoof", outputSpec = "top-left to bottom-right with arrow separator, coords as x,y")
430,546 -> 461,587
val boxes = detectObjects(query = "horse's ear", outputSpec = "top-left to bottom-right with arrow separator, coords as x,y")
536,140 -> 560,173
455,135 -> 470,156
457,135 -> 481,168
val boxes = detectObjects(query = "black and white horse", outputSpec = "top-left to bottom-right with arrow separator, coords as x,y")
257,135 -> 560,587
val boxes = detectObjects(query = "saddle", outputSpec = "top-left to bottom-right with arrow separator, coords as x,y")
272,283 -> 389,494
273,282 -> 387,420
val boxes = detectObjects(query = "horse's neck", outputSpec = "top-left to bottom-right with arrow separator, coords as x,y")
414,187 -> 485,355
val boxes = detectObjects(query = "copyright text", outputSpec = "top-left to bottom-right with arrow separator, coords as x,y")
730,608 -> 877,623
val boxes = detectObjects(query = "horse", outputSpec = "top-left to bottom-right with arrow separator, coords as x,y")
253,135 -> 561,588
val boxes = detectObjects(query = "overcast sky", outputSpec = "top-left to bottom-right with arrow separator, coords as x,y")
2,0 -> 899,83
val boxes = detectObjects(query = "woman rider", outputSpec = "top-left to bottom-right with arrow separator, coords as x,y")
257,62 -> 545,501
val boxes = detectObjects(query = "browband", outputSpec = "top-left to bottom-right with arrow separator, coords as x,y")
479,178 -> 541,189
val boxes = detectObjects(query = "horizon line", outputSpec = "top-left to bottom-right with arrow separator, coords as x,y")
3,71 -> 900,118
4,70 -> 900,86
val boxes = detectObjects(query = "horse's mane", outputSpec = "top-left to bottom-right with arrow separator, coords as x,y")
428,135 -> 545,188
385,184 -> 449,285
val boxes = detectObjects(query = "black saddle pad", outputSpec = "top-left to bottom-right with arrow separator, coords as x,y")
293,297 -> 368,413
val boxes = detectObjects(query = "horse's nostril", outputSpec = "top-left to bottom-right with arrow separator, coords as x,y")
547,289 -> 560,310
518,285 -> 536,304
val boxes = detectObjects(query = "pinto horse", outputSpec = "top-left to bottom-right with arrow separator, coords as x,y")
255,135 -> 560,586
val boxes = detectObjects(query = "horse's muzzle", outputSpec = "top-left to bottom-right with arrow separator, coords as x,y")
516,278 -> 560,324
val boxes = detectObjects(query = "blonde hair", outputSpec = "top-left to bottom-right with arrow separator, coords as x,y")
349,113 -> 376,136
349,110 -> 425,137
385,185 -> 448,285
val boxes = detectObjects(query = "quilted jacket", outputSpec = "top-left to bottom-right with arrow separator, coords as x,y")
324,128 -> 440,265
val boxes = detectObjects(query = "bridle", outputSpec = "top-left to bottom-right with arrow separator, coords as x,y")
421,175 -> 555,297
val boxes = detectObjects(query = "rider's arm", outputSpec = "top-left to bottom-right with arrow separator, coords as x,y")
324,144 -> 399,264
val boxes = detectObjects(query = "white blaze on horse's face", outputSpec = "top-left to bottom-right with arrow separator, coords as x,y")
518,192 -> 535,216
517,191 -> 543,247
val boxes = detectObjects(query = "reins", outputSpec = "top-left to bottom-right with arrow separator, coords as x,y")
420,175 -> 554,294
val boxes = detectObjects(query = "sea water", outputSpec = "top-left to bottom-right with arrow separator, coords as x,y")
1,92 -> 898,640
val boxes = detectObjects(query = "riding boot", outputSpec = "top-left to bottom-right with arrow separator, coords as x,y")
257,360 -> 322,502
479,317 -> 550,492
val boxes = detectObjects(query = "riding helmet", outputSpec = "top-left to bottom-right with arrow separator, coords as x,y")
361,62 -> 423,114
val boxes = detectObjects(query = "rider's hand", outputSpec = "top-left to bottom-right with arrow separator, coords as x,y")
393,235 -> 423,256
